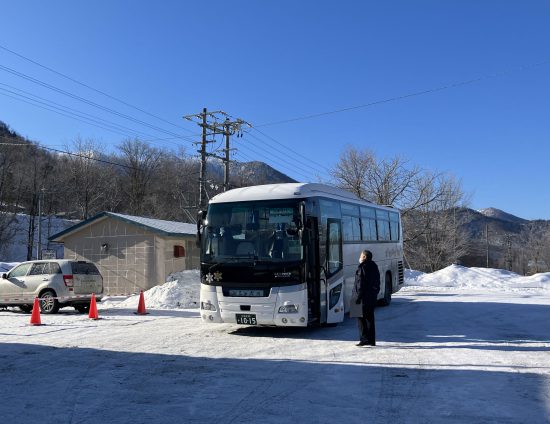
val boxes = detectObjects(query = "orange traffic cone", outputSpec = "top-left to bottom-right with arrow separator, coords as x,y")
30,297 -> 42,326
88,293 -> 99,320
135,290 -> 148,315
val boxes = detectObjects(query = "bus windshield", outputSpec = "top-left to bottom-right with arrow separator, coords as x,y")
203,200 -> 303,263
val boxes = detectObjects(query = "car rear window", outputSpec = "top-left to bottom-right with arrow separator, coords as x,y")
71,262 -> 100,275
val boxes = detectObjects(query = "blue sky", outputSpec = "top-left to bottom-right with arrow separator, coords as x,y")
1,1 -> 549,219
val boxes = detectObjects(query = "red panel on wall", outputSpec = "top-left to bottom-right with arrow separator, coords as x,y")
174,245 -> 185,258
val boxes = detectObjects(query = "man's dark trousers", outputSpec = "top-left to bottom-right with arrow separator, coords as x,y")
358,304 -> 376,345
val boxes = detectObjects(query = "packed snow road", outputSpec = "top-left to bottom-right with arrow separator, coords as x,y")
1,288 -> 549,423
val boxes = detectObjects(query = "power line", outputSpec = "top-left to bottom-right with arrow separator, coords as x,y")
235,136 -> 319,181
233,136 -> 317,182
0,63 -> 193,141
0,90 -> 133,138
0,85 -> 201,147
0,43 -> 194,134
0,82 -> 197,149
255,59 -> 550,127
0,84 -> 155,140
243,128 -> 331,176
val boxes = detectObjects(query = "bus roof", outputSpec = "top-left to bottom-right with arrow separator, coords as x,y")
209,183 -> 398,212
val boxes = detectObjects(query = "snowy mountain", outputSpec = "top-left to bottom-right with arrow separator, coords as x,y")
478,207 -> 528,224
207,159 -> 296,186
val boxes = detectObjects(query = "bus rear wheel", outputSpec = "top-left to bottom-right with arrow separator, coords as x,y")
379,274 -> 392,306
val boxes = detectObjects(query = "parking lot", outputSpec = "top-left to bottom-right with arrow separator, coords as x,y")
1,287 -> 549,424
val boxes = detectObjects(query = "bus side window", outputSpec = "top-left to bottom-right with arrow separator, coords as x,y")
326,219 -> 343,277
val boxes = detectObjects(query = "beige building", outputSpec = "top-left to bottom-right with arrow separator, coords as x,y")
50,212 -> 199,295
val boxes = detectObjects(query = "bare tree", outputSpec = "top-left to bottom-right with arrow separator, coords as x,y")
521,222 -> 550,274
403,173 -> 470,272
330,146 -> 469,271
0,139 -> 25,256
63,137 -> 108,219
117,139 -> 164,216
330,146 -> 374,199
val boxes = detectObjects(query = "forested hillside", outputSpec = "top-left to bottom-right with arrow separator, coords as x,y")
2,120 -> 550,273
0,120 -> 293,259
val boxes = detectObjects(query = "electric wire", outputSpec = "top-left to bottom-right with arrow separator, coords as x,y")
0,63 -> 193,141
232,137 -> 317,181
0,91 -> 133,139
255,59 -> 550,128
236,136 -> 320,182
242,128 -> 331,177
220,113 -> 332,175
0,83 -> 159,140
0,83 -> 197,149
0,43 -> 194,134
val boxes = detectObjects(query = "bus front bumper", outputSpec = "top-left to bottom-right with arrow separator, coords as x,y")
199,283 -> 308,327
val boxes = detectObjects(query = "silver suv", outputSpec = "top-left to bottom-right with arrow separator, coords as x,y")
0,260 -> 103,314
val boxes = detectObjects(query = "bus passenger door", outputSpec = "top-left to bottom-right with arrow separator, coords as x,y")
326,218 -> 344,324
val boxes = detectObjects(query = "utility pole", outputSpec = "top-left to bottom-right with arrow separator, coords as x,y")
485,222 -> 489,268
224,118 -> 231,192
200,107 -> 207,210
183,109 -> 251,209
37,187 -> 45,260
506,235 -> 513,271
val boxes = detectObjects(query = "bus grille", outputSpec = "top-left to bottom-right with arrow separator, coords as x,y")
398,261 -> 404,285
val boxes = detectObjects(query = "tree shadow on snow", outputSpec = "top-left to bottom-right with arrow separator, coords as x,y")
229,296 -> 550,353
0,342 -> 548,424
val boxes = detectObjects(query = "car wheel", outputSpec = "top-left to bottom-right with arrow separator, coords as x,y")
74,305 -> 90,314
39,290 -> 59,314
19,305 -> 33,313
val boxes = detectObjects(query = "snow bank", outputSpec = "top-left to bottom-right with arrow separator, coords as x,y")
101,269 -> 200,310
101,264 -> 550,313
405,264 -> 550,291
0,262 -> 18,273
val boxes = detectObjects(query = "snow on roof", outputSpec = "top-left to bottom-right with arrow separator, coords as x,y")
49,211 -> 196,241
109,213 -> 196,235
210,183 -> 381,206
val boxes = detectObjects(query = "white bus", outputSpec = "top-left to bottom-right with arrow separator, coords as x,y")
198,183 -> 404,327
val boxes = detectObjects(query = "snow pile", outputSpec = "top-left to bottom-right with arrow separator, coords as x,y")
405,264 -> 550,291
0,262 -> 18,273
102,269 -> 200,309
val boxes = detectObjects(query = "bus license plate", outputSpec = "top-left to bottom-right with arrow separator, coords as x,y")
236,314 -> 257,325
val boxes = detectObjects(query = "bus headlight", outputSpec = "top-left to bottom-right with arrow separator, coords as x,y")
201,301 -> 217,311
278,304 -> 299,314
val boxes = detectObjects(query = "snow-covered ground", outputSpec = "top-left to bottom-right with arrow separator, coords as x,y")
1,266 -> 549,423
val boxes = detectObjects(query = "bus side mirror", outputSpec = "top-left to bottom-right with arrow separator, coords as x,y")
298,202 -> 305,229
297,201 -> 307,245
196,210 -> 207,248
1,273 -> 7,279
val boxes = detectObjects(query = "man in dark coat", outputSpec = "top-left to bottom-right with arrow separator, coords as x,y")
352,250 -> 380,347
